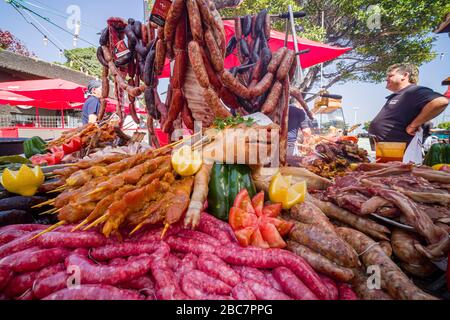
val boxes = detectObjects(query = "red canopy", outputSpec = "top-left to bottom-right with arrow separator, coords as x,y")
159,20 -> 351,77
0,79 -> 143,114
445,86 -> 450,98
0,79 -> 86,103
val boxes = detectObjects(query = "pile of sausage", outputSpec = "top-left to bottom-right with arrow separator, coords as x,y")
0,213 -> 357,300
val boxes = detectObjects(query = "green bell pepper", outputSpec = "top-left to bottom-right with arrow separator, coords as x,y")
23,136 -> 48,159
207,163 -> 256,221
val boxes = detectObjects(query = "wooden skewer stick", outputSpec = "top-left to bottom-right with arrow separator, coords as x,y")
39,207 -> 59,215
31,199 -> 55,208
83,214 -> 108,231
27,221 -> 66,241
47,187 -> 67,194
71,218 -> 90,232
160,223 -> 170,239
129,222 -> 144,236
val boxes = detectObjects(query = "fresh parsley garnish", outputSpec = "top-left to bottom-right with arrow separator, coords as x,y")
213,115 -> 255,130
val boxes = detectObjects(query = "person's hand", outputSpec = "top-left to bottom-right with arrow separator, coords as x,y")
406,124 -> 419,136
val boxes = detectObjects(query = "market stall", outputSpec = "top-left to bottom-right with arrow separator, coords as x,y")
0,0 -> 449,301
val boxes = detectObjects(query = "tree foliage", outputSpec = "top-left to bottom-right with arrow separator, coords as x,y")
60,47 -> 102,78
220,0 -> 449,100
0,29 -> 34,57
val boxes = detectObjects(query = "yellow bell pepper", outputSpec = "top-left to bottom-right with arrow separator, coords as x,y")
1,164 -> 45,196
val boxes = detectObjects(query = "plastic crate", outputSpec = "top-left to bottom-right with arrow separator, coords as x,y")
0,128 -> 19,138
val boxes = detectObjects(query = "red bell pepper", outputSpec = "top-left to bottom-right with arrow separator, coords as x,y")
62,137 -> 82,155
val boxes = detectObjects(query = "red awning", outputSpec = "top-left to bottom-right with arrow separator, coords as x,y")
0,79 -> 86,103
0,79 -> 142,114
445,86 -> 450,98
159,20 -> 351,77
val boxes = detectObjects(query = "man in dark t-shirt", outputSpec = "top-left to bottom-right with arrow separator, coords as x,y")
369,63 -> 448,144
287,99 -> 312,156
82,80 -> 102,125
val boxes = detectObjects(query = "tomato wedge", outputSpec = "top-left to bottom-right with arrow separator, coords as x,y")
263,217 -> 294,237
259,222 -> 287,248
234,189 -> 255,214
262,203 -> 282,218
250,228 -> 270,249
229,207 -> 257,230
251,191 -> 264,217
234,227 -> 256,247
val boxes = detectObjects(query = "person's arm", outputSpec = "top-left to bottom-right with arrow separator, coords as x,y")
406,97 -> 449,135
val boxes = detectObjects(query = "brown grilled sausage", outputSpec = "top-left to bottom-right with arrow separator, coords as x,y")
261,81 -> 282,114
188,41 -> 210,88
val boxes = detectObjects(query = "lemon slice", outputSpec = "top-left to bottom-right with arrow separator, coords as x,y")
269,173 -> 307,210
171,145 -> 203,176
432,164 -> 444,171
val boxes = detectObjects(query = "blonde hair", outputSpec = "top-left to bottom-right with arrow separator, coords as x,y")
387,63 -> 419,84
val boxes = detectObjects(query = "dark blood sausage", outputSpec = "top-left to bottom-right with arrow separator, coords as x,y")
0,265 -> 12,290
90,241 -> 161,261
96,47 -> 108,67
149,244 -> 187,300
143,49 -> 156,86
176,229 -> 221,247
338,282 -> 358,300
0,196 -> 47,212
133,20 -> 142,39
272,267 -> 318,300
242,15 -> 252,37
65,251 -> 152,286
255,9 -> 268,35
32,271 -> 68,299
36,231 -> 106,248
0,247 -> 69,273
165,236 -> 216,255
188,41 -> 210,88
135,40 -> 150,57
261,81 -> 283,114
276,50 -> 295,81
264,13 -> 271,39
181,270 -> 232,296
186,0 -> 204,45
267,47 -> 288,74
4,271 -> 38,298
0,231 -> 40,259
124,24 -> 137,51
239,38 -> 250,58
225,36 -> 237,57
197,253 -> 241,287
99,27 -> 109,46
42,285 -> 143,300
216,246 -> 329,300
245,279 -> 292,300
0,229 -> 29,245
231,282 -> 256,300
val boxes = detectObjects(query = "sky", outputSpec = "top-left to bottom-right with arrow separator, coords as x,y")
0,0 -> 449,129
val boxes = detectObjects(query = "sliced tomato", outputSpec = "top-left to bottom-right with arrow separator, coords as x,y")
62,137 -> 82,154
263,217 -> 294,237
259,222 -> 287,249
262,203 -> 282,218
251,191 -> 265,217
234,227 -> 256,247
229,207 -> 257,230
250,228 -> 270,249
233,189 -> 255,214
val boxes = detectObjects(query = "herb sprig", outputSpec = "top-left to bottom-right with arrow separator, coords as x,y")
213,115 -> 255,130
